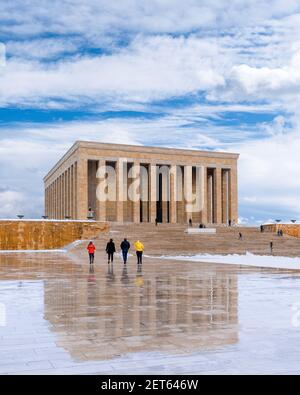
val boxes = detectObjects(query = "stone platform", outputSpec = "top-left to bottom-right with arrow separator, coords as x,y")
264,223 -> 300,238
0,220 -> 109,251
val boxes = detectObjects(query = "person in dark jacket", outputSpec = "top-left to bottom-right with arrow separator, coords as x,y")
270,241 -> 273,254
120,238 -> 130,265
106,239 -> 116,264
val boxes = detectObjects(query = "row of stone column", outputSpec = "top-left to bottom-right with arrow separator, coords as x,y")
45,162 -> 77,219
83,159 -> 236,224
45,158 -> 237,224
95,159 -> 158,223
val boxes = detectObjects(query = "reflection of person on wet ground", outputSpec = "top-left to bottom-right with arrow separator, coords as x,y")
89,265 -> 95,274
87,265 -> 97,321
106,239 -> 116,264
135,265 -> 144,286
137,264 -> 142,273
106,263 -> 115,283
88,264 -> 96,283
121,266 -> 130,284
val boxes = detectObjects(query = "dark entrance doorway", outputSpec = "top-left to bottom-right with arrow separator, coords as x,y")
156,173 -> 163,223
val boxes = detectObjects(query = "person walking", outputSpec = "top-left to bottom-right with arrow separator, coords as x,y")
260,225 -> 264,233
87,241 -> 96,265
239,232 -> 243,240
134,240 -> 144,265
106,239 -> 116,264
189,218 -> 193,227
270,241 -> 273,254
120,238 -> 130,265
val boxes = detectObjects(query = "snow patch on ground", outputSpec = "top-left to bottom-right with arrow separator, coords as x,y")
157,252 -> 300,270
64,239 -> 85,251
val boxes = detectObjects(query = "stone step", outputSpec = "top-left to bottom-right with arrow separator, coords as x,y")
70,224 -> 300,258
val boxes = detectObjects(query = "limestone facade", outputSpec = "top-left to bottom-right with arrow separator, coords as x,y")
0,220 -> 109,250
44,141 -> 239,224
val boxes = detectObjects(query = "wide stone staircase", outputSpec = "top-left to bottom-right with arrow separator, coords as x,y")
70,223 -> 300,258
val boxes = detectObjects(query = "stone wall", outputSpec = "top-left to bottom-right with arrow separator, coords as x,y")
0,220 -> 109,250
264,224 -> 300,238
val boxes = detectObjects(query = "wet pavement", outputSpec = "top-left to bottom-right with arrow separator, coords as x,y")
0,252 -> 300,374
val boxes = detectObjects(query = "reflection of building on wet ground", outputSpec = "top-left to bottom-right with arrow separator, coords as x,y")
43,264 -> 239,360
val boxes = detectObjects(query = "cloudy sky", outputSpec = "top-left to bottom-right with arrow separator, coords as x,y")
1,0 -> 300,222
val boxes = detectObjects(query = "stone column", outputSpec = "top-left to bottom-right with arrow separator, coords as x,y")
50,185 -> 52,218
55,179 -> 58,219
57,179 -> 59,219
161,166 -> 169,223
74,161 -> 78,219
53,180 -> 56,219
201,166 -> 208,224
62,172 -> 65,219
70,166 -> 73,219
72,165 -> 75,219
65,170 -> 69,218
76,158 -> 88,220
132,161 -> 141,223
58,177 -> 61,219
68,167 -> 72,218
64,171 -> 67,218
184,165 -> 193,223
62,173 -> 65,219
214,167 -> 222,224
45,187 -> 48,218
66,169 -> 69,218
222,169 -> 229,224
149,164 -> 157,223
207,171 -> 213,224
116,159 -> 125,223
170,164 -> 178,224
229,167 -> 238,225
47,186 -> 50,218
97,159 -> 106,222
140,165 -> 149,222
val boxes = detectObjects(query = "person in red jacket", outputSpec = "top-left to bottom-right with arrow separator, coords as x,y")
87,241 -> 96,264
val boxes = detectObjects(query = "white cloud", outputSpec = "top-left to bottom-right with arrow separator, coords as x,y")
0,42 -> 5,73
230,52 -> 300,97
236,124 -> 300,220
2,0 -> 300,222
0,36 -> 226,106
7,38 -> 79,60
0,189 -> 26,218
1,1 -> 300,40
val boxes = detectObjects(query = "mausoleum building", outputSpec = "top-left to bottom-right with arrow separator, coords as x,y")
44,141 -> 239,224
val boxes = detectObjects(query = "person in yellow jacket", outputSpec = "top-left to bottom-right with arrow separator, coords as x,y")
134,240 -> 144,265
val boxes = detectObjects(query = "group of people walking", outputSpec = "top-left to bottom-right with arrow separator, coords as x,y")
87,238 -> 144,266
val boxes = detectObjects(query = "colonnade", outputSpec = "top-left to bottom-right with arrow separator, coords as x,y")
45,158 -> 237,224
